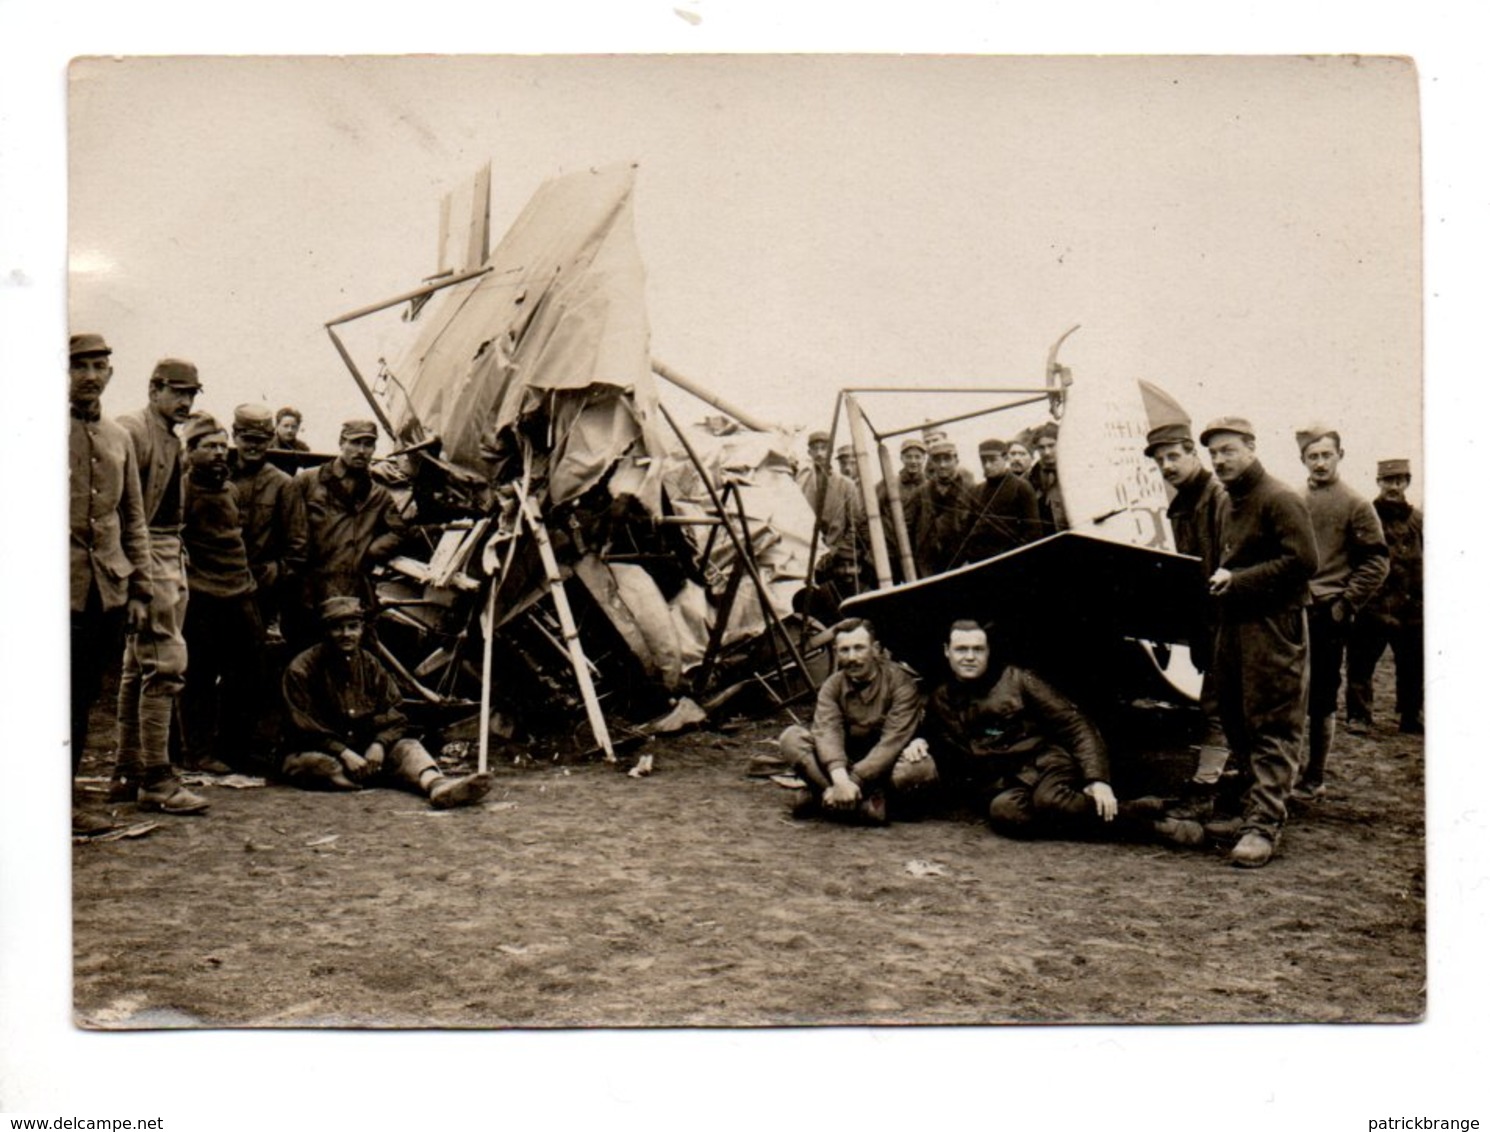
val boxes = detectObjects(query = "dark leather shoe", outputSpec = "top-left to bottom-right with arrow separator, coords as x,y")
857,792 -> 889,826
188,756 -> 234,775
72,809 -> 117,836
1203,815 -> 1244,842
1343,716 -> 1370,736
1292,780 -> 1326,802
1152,817 -> 1206,847
1229,831 -> 1275,868
107,775 -> 141,803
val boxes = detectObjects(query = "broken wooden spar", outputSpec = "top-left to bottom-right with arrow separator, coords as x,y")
519,494 -> 615,762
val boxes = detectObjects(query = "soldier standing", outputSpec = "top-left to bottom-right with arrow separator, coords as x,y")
1294,425 -> 1388,799
68,333 -> 151,833
1345,459 -> 1424,735
111,359 -> 211,815
1145,420 -> 1232,817
285,419 -> 407,650
1200,417 -> 1318,867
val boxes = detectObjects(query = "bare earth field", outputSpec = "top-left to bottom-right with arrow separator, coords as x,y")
72,663 -> 1424,1028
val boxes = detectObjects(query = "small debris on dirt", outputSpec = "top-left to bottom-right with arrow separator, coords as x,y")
304,834 -> 339,847
75,821 -> 160,844
905,859 -> 950,878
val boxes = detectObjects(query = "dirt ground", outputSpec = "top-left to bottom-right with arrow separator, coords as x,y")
72,660 -> 1424,1028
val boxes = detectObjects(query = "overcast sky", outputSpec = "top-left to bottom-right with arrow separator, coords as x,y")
69,54 -> 1420,492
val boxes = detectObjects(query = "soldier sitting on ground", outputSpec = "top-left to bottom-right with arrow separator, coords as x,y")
280,596 -> 491,809
777,617 -> 932,825
917,619 -> 1202,846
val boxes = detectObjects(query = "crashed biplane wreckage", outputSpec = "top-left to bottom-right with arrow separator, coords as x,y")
324,164 -> 824,773
833,332 -> 1214,740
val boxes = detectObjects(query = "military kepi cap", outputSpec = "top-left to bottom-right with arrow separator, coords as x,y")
835,445 -> 854,459
899,437 -> 928,455
806,430 -> 830,446
978,438 -> 1008,456
151,357 -> 203,391
70,332 -> 112,358
1295,423 -> 1341,452
1377,458 -> 1411,478
181,411 -> 224,446
319,595 -> 365,624
232,403 -> 276,438
339,419 -> 379,442
1199,416 -> 1256,446
928,439 -> 957,457
1144,421 -> 1194,457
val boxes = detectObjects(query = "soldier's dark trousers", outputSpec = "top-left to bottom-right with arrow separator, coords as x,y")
1216,607 -> 1309,842
1302,604 -> 1350,785
181,590 -> 264,771
1346,615 -> 1424,728
70,586 -> 126,774
986,748 -> 1145,840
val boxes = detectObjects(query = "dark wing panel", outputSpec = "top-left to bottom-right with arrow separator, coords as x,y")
839,531 -> 1206,680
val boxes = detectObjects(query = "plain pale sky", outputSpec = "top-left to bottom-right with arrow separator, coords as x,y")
69,54 -> 1420,494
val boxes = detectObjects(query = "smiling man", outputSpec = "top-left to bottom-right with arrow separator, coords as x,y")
1200,417 -> 1318,867
776,618 -> 926,825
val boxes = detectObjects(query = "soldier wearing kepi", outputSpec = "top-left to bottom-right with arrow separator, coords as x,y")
281,596 -> 491,809
111,359 -> 211,814
958,437 -> 1041,563
179,412 -> 263,775
1346,458 -> 1424,735
285,418 -> 407,649
903,438 -> 978,577
68,333 -> 151,834
1294,425 -> 1388,800
1144,420 -> 1232,817
230,403 -> 305,637
1201,417 -> 1318,867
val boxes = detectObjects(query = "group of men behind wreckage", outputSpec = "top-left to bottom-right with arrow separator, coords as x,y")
68,334 -> 490,834
783,413 -> 1422,868
799,423 -> 1064,594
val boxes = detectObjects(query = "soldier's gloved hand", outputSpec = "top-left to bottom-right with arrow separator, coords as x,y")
900,737 -> 930,764
341,751 -> 370,781
1083,781 -> 1118,822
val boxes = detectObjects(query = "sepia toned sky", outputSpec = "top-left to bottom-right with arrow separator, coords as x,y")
69,54 -> 1421,493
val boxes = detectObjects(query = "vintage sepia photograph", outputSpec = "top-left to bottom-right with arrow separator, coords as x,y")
60,53 -> 1427,1032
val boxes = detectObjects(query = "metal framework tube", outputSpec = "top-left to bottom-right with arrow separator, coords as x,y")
844,393 -> 893,588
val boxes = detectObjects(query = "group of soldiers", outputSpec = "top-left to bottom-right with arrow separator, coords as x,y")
68,333 -> 490,834
783,414 -> 1423,869
798,423 -> 1066,596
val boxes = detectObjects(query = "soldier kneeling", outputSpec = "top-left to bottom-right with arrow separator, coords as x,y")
281,596 -> 490,809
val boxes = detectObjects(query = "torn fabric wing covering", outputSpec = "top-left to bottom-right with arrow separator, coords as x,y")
383,163 -> 664,511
